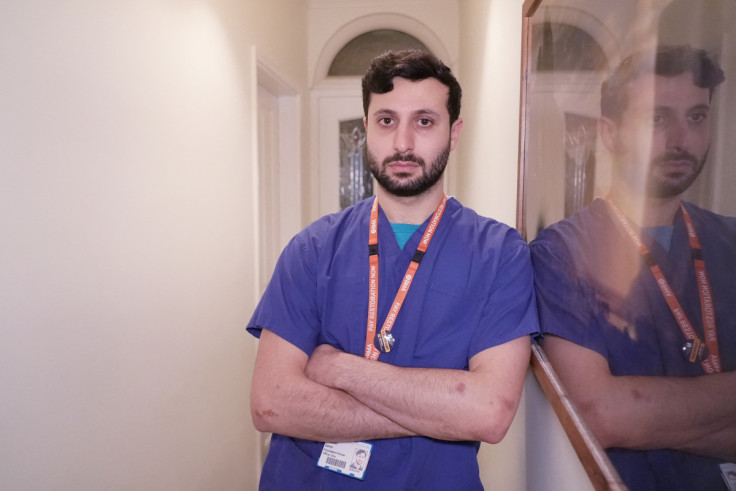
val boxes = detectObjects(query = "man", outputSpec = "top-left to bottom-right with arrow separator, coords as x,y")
531,45 -> 736,490
248,50 -> 537,489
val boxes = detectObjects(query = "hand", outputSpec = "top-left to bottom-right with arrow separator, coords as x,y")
304,344 -> 343,387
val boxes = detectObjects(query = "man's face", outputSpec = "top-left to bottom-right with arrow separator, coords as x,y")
355,452 -> 366,465
603,72 -> 711,199
364,77 -> 462,198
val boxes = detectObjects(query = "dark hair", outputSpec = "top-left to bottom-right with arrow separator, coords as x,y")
361,49 -> 462,124
601,45 -> 725,122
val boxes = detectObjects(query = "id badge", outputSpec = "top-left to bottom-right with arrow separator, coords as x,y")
317,441 -> 373,480
721,462 -> 736,491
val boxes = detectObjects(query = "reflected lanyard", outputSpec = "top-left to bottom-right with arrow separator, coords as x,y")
364,195 -> 447,360
606,198 -> 721,374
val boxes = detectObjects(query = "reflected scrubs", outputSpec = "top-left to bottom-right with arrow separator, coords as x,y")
531,198 -> 736,491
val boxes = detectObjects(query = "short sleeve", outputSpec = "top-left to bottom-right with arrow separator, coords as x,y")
246,233 -> 322,355
470,231 -> 539,359
530,232 -> 608,358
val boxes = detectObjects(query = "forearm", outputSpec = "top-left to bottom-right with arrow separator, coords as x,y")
582,372 -> 736,455
545,336 -> 736,459
332,361 -> 511,442
252,376 -> 415,442
306,338 -> 530,443
250,329 -> 415,442
674,424 -> 736,462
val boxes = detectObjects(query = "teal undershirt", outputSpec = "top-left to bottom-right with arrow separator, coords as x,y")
645,225 -> 675,252
390,223 -> 421,249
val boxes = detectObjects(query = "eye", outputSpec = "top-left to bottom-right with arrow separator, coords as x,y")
652,113 -> 666,126
379,117 -> 394,126
417,118 -> 433,127
688,112 -> 708,124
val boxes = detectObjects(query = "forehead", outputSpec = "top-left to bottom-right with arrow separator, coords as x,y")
367,77 -> 450,117
624,72 -> 710,113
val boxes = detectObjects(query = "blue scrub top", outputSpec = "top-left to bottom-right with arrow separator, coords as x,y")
248,197 -> 538,490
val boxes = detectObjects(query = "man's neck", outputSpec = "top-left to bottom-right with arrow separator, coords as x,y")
609,187 -> 682,227
376,184 -> 445,225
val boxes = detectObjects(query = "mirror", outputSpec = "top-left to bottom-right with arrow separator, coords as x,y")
519,1 -> 736,490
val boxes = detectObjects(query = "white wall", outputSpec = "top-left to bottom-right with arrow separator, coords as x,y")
0,1 -> 307,489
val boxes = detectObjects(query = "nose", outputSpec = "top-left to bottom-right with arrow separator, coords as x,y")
665,118 -> 689,153
394,122 -> 415,154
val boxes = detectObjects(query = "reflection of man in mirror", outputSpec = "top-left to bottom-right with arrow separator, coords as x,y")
531,45 -> 736,490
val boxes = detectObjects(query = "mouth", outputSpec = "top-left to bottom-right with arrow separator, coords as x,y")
652,153 -> 697,174
384,153 -> 423,174
655,160 -> 694,175
388,160 -> 420,169
385,162 -> 421,179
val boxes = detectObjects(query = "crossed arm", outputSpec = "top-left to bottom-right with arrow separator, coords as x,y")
250,328 -> 530,444
544,335 -> 736,462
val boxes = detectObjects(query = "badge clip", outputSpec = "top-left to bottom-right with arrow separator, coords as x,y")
376,331 -> 395,353
681,338 -> 708,363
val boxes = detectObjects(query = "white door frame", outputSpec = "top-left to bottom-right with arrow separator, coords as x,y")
310,77 -> 364,219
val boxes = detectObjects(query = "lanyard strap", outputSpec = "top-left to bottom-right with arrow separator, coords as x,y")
606,199 -> 721,374
364,195 -> 447,360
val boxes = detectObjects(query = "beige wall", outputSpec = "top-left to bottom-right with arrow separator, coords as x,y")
0,1 -> 307,489
457,0 -> 525,226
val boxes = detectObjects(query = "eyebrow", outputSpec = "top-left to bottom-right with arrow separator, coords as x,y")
653,103 -> 710,111
371,108 -> 442,118
686,103 -> 710,113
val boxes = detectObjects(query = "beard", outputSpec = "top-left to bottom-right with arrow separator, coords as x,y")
365,143 -> 450,198
646,149 -> 707,198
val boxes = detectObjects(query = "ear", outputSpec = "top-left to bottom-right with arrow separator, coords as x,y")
363,117 -> 367,129
598,116 -> 617,153
449,118 -> 464,151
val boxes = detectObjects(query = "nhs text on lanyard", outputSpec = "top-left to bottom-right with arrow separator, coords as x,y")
364,195 -> 447,360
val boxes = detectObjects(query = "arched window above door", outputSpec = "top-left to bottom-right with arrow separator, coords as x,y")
533,22 -> 608,72
327,29 -> 430,76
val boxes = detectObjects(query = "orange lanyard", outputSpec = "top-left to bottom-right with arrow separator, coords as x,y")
606,199 -> 721,374
364,195 -> 447,360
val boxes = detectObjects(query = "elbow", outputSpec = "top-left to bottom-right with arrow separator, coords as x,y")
251,410 -> 272,434
250,388 -> 281,434
476,423 -> 510,445
250,400 -> 271,433
575,400 -> 620,449
587,422 -> 619,450
473,400 -> 519,444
